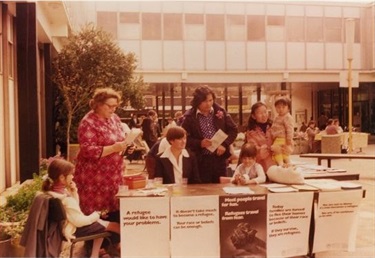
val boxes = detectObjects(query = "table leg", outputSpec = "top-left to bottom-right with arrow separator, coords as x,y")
327,159 -> 331,168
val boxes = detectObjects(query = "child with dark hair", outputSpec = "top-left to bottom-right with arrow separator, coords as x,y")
42,159 -> 120,258
155,127 -> 201,185
230,143 -> 266,185
270,97 -> 294,167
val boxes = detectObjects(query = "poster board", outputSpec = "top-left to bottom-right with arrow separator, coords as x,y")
313,190 -> 362,253
120,197 -> 170,257
170,195 -> 220,257
267,192 -> 313,257
219,194 -> 267,257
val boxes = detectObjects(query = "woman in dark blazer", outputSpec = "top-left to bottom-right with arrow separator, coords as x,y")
154,127 -> 201,185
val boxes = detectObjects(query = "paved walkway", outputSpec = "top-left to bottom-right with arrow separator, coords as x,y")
291,144 -> 375,258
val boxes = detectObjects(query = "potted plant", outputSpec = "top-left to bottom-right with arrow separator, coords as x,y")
0,164 -> 46,257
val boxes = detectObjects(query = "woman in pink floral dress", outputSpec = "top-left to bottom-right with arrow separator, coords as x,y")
74,88 -> 129,222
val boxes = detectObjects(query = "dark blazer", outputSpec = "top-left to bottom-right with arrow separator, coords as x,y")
181,103 -> 238,160
155,149 -> 201,184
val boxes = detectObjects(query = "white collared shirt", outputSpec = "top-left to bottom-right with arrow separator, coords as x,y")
160,147 -> 190,184
196,107 -> 214,117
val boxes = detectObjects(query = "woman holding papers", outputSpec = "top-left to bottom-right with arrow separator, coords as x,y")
74,88 -> 130,223
181,86 -> 238,183
155,127 -> 201,185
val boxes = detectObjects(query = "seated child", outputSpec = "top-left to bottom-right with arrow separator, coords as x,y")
231,143 -> 266,185
42,159 -> 120,258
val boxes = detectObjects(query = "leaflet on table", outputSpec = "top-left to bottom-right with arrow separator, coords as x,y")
206,129 -> 228,152
295,165 -> 346,175
304,179 -> 342,191
222,187 -> 254,194
268,187 -> 298,193
313,190 -> 362,253
124,128 -> 142,145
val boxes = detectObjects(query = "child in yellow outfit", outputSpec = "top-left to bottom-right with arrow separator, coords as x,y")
270,97 -> 294,167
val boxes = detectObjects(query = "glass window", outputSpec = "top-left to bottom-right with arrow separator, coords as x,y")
142,13 -> 161,40
325,17 -> 342,42
97,12 -> 117,39
206,14 -> 225,41
354,18 -> 360,43
287,17 -> 304,41
185,14 -> 204,40
247,15 -> 265,41
227,15 -> 246,41
267,16 -> 284,26
185,14 -> 204,24
119,12 -> 139,24
306,17 -> 323,42
163,14 -> 182,40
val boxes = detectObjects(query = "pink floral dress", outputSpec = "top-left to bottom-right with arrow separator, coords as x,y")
74,111 -> 125,214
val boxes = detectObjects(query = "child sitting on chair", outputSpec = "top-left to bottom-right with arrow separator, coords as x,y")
270,97 -> 294,167
42,159 -> 120,258
231,143 -> 266,185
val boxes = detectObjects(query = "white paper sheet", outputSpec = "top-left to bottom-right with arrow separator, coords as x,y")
222,187 -> 254,194
124,128 -> 142,145
206,129 -> 228,152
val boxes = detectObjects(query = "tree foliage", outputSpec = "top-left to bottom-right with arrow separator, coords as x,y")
52,24 -> 146,146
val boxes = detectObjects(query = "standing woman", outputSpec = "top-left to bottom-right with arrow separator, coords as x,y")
74,88 -> 129,220
245,102 -> 277,173
181,86 -> 238,183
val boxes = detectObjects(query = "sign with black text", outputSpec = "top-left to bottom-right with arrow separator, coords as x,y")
120,197 -> 170,257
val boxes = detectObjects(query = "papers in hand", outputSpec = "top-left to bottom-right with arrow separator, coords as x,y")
206,129 -> 228,152
124,128 -> 142,145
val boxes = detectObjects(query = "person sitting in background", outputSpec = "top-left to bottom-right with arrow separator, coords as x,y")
231,143 -> 266,185
325,118 -> 338,135
333,118 -> 344,134
162,116 -> 177,137
141,110 -> 159,148
299,122 -> 308,132
128,113 -> 140,129
174,111 -> 184,126
306,120 -> 320,153
125,132 -> 149,163
155,127 -> 201,185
